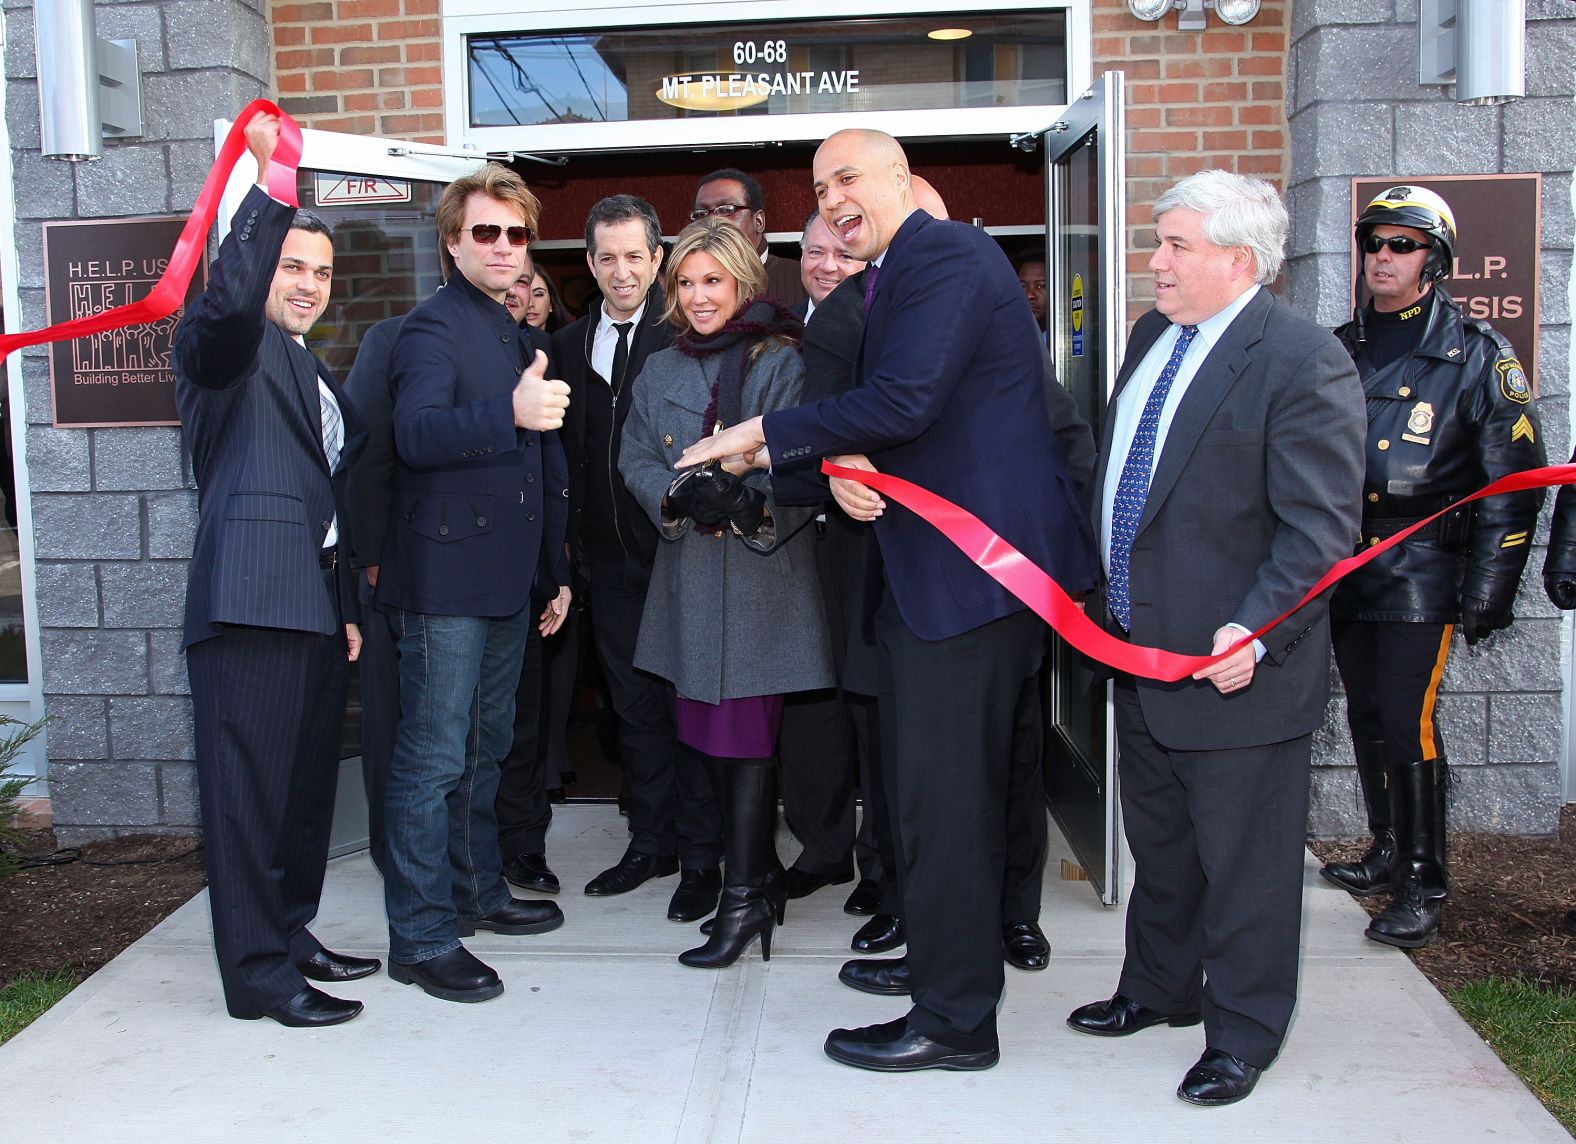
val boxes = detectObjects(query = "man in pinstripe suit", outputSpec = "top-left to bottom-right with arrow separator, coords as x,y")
175,114 -> 378,1027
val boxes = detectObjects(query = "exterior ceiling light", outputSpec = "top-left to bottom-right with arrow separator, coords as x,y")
927,27 -> 974,40
654,74 -> 770,113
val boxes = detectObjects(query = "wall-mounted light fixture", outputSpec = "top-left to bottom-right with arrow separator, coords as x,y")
1126,0 -> 1261,31
1418,0 -> 1524,106
35,0 -> 143,161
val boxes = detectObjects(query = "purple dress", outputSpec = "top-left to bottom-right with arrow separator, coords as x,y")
673,694 -> 785,759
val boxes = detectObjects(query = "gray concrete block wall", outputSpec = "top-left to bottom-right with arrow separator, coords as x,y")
7,0 -> 266,841
1289,3 -> 1575,836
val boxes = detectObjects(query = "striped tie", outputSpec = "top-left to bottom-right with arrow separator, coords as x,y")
1106,325 -> 1198,630
319,385 -> 341,473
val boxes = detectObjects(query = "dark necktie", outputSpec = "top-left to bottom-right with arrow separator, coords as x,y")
1107,324 -> 1199,630
610,321 -> 632,394
862,264 -> 879,312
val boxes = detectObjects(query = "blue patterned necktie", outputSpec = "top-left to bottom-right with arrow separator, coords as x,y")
1107,324 -> 1198,629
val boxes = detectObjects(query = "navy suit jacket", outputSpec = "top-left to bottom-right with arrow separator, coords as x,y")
764,210 -> 1098,641
174,185 -> 365,648
375,272 -> 568,617
345,311 -> 551,574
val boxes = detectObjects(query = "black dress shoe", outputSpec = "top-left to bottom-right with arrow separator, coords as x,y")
503,852 -> 561,895
458,896 -> 564,936
668,866 -> 722,922
1067,992 -> 1202,1037
1177,1048 -> 1262,1106
298,948 -> 382,983
545,787 -> 567,804
843,879 -> 881,916
388,946 -> 504,1003
1002,921 -> 1050,971
851,913 -> 905,953
824,1019 -> 999,1073
584,848 -> 680,896
781,865 -> 854,900
838,956 -> 911,996
238,985 -> 363,1027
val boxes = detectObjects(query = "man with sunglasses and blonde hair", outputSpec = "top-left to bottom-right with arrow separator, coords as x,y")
376,163 -> 574,1003
1322,185 -> 1543,950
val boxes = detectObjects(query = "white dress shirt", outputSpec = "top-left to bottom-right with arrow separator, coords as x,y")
591,297 -> 648,385
1099,285 -> 1264,655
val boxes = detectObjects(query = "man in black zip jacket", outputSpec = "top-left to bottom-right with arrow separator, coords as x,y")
554,195 -> 724,919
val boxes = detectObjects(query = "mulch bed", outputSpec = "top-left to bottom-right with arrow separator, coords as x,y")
0,829 -> 207,984
1,807 -> 1573,996
1310,803 -> 1576,994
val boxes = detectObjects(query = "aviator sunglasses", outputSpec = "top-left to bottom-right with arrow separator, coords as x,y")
1361,234 -> 1432,255
466,223 -> 533,246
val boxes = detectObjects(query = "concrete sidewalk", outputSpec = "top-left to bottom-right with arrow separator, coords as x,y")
2,804 -> 1568,1143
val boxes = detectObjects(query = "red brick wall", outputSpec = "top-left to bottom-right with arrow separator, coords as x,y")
1092,0 -> 1290,318
269,0 -> 444,142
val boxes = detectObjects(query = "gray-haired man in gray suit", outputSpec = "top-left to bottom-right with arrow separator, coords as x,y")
1066,171 -> 1364,1106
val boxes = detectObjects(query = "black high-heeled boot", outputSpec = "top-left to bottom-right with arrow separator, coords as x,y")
681,758 -> 780,968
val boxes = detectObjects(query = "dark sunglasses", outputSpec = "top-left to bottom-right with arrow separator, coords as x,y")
1362,234 -> 1432,255
466,223 -> 532,247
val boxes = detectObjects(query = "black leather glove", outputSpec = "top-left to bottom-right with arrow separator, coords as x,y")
665,466 -> 726,526
687,468 -> 768,535
1460,595 -> 1514,646
1545,570 -> 1576,611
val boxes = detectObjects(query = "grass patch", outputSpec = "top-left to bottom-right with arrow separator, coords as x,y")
1448,977 -> 1576,1134
0,971 -> 76,1045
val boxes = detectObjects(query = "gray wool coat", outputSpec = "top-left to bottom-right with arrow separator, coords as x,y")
619,340 -> 834,705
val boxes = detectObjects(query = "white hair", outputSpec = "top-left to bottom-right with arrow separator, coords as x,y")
1152,170 -> 1287,284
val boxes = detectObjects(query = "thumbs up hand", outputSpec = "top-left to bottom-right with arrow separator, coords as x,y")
513,350 -> 571,430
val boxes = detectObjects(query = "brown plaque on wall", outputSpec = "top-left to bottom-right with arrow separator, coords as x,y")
43,216 -> 208,427
1351,175 -> 1541,392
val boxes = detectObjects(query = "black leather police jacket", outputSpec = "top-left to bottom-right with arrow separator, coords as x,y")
1330,287 -> 1545,623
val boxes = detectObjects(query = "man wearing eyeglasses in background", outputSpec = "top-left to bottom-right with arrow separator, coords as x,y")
1321,185 -> 1543,950
376,164 -> 574,1004
691,168 -> 809,307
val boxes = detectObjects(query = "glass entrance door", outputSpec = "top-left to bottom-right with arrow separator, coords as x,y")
1041,71 -> 1125,903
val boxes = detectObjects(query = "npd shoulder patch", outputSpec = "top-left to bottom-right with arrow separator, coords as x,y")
1497,358 -> 1531,404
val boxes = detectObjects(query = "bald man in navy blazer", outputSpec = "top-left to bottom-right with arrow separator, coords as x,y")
682,129 -> 1099,1071
176,115 -> 376,1028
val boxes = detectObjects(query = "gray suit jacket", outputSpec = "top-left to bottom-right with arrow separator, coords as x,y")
1091,288 -> 1364,750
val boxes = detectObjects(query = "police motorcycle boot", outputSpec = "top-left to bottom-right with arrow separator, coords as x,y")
680,759 -> 780,968
1365,758 -> 1449,949
1320,741 -> 1399,897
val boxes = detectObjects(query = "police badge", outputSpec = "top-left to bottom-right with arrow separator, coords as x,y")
1497,358 -> 1531,404
1402,400 -> 1434,446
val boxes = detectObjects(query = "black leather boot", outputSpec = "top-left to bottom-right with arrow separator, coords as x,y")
1320,740 -> 1398,897
1366,758 -> 1449,949
680,759 -> 780,969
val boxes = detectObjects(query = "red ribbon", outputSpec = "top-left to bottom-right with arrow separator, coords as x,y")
822,459 -> 1576,682
0,100 -> 302,361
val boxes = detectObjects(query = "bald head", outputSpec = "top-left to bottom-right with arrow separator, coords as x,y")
912,175 -> 948,220
813,129 -> 916,263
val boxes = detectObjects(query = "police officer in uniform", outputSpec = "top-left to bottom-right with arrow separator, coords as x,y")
1323,186 -> 1545,948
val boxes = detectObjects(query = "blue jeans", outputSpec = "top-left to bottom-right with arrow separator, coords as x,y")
383,607 -> 531,964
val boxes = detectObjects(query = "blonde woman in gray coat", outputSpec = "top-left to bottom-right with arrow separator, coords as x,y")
619,219 -> 833,968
